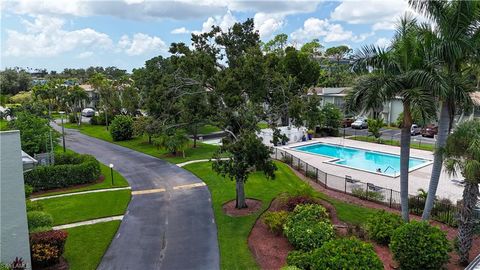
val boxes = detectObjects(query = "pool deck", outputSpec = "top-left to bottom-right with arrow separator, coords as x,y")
277,137 -> 464,202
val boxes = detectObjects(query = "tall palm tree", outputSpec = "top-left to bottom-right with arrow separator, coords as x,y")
443,120 -> 480,265
408,0 -> 480,220
348,15 -> 438,221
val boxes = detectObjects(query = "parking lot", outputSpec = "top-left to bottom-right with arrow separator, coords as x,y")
340,127 -> 437,145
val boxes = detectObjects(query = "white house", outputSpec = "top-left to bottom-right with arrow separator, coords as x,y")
1,131 -> 34,268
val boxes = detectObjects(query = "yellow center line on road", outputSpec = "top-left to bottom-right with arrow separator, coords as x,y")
131,182 -> 207,195
131,188 -> 166,195
172,182 -> 206,190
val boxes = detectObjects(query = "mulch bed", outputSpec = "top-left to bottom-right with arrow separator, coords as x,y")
248,196 -> 354,270
30,175 -> 105,197
34,257 -> 69,270
289,166 -> 480,270
223,198 -> 262,217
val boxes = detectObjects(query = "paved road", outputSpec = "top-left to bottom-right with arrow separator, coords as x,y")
340,127 -> 437,145
51,123 -> 219,270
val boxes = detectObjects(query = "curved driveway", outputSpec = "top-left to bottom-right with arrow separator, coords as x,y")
51,123 -> 219,270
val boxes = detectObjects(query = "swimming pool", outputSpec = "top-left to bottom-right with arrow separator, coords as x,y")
294,143 -> 430,177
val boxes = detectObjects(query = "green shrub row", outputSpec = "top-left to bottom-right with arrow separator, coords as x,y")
24,153 -> 101,191
27,211 -> 53,232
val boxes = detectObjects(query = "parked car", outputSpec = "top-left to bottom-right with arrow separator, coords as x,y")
421,124 -> 438,138
351,118 -> 368,129
410,124 -> 421,136
81,108 -> 95,117
341,117 -> 355,128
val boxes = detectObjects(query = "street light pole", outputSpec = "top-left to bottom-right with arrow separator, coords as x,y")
60,111 -> 66,152
109,163 -> 114,186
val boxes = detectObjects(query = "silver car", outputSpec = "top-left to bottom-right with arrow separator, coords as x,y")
351,118 -> 368,129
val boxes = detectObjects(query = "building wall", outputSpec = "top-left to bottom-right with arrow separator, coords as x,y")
0,131 -> 31,268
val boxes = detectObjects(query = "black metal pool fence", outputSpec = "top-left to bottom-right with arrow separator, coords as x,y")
273,148 -> 479,227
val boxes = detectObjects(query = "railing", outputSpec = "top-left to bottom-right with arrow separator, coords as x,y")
272,148 -> 471,226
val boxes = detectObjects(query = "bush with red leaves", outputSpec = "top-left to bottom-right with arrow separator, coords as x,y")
285,196 -> 318,212
30,230 -> 68,267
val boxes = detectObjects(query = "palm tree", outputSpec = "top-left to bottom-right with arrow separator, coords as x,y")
408,0 -> 480,220
443,120 -> 480,265
348,15 -> 438,221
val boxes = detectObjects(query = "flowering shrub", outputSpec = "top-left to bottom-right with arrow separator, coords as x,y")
263,211 -> 289,235
287,204 -> 329,224
30,230 -> 68,267
283,220 -> 334,251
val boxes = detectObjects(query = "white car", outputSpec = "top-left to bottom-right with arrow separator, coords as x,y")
81,108 -> 95,117
411,124 -> 421,135
351,118 -> 368,129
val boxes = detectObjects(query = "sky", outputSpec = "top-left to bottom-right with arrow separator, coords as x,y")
0,0 -> 421,72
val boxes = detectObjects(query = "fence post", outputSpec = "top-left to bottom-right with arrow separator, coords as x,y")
298,158 -> 300,170
315,168 -> 318,183
389,189 -> 393,208
275,148 -> 278,159
325,174 -> 328,189
365,183 -> 369,200
344,178 -> 347,193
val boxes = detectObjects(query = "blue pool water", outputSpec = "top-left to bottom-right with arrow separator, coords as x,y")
294,143 -> 429,176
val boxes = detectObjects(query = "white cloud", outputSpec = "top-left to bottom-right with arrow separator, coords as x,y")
3,0 -> 323,23
194,10 -> 237,34
118,33 -> 167,56
291,18 -> 354,43
330,0 -> 424,31
76,51 -> 94,59
171,27 -> 190,34
374,37 -> 391,48
253,12 -> 284,39
5,15 -> 112,57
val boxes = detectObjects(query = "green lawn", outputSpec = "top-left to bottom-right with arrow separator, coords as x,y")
62,123 -> 219,164
351,135 -> 435,151
39,190 -> 131,225
198,124 -> 221,134
64,221 -> 120,270
184,161 -> 379,270
257,122 -> 269,129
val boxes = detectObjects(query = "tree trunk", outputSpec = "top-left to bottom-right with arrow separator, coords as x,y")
422,102 -> 450,220
193,134 -> 197,148
458,181 -> 479,265
236,179 -> 247,209
399,103 -> 412,222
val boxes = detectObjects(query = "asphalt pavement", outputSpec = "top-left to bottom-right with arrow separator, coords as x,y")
51,122 -> 219,270
340,127 -> 437,145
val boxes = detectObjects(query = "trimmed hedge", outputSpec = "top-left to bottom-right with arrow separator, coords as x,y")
24,152 -> 101,191
310,237 -> 383,270
286,250 -> 312,270
30,230 -> 68,268
27,211 -> 53,232
390,221 -> 451,270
